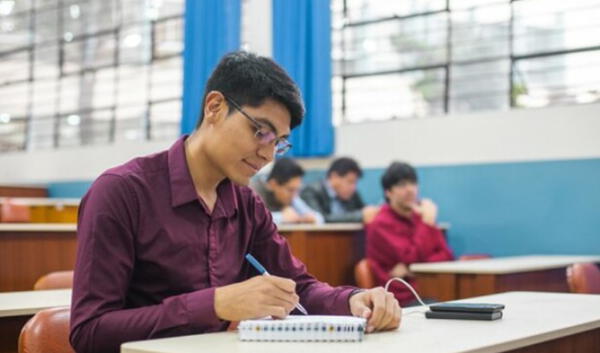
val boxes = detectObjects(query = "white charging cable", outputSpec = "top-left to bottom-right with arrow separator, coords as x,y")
384,277 -> 430,314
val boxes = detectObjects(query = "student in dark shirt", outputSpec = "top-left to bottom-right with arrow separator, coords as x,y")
70,52 -> 401,353
301,157 -> 380,223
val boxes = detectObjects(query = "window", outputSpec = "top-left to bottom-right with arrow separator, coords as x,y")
0,0 -> 184,152
333,0 -> 600,124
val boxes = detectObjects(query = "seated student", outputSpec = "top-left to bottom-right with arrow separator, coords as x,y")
70,52 -> 400,353
366,161 -> 453,306
300,157 -> 379,223
251,158 -> 324,224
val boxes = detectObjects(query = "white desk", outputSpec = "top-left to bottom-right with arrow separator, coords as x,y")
0,289 -> 72,353
409,255 -> 600,301
0,289 -> 72,317
0,197 -> 80,207
121,291 -> 600,353
0,223 -> 77,232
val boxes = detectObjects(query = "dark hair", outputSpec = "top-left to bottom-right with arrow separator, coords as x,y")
327,157 -> 363,178
196,51 -> 304,129
267,158 -> 304,185
381,161 -> 418,192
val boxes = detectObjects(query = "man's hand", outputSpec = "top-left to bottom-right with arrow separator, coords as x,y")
349,287 -> 401,333
389,263 -> 412,278
412,198 -> 437,226
214,276 -> 299,321
299,213 -> 318,224
362,205 -> 380,224
282,207 -> 301,223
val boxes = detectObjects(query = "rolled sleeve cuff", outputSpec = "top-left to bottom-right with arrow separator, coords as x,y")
332,286 -> 360,316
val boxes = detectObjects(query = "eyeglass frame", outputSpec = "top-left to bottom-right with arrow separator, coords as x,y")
223,95 -> 292,156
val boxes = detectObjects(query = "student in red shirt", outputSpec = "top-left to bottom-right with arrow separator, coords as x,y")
366,162 -> 454,306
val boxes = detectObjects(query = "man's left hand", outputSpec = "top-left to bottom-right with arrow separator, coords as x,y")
348,287 -> 401,333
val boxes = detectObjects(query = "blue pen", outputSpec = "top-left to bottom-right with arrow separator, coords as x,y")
245,253 -> 309,315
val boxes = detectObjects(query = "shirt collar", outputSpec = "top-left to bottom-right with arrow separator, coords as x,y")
167,135 -> 238,217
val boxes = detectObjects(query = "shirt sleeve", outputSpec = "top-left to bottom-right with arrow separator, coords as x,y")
249,194 -> 356,315
292,196 -> 325,224
415,221 -> 454,262
70,174 -> 223,353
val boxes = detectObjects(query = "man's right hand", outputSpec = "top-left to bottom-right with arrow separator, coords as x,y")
362,205 -> 380,224
214,275 -> 299,321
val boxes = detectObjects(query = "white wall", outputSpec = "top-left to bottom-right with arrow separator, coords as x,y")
336,103 -> 600,168
1,103 -> 598,184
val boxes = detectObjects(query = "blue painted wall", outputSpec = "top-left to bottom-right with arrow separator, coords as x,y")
305,158 -> 600,257
48,158 -> 600,257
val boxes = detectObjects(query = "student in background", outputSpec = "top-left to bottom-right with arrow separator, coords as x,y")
251,158 -> 323,224
300,157 -> 379,223
367,161 -> 453,306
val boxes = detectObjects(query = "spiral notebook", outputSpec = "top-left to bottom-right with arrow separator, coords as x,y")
238,315 -> 367,342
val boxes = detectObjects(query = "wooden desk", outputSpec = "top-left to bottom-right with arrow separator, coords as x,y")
278,223 -> 364,286
0,223 -> 77,292
0,289 -> 71,353
0,197 -> 80,223
121,291 -> 600,353
410,255 -> 600,301
0,222 -> 364,292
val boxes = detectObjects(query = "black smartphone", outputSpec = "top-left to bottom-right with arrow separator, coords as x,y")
429,302 -> 505,313
425,310 -> 503,321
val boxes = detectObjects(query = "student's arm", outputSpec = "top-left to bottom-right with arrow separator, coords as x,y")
292,196 -> 324,224
250,195 -> 356,315
70,175 -> 222,353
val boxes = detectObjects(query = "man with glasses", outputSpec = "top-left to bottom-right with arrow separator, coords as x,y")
70,52 -> 400,353
250,157 -> 323,224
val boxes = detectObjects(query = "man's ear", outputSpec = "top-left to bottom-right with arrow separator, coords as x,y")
203,91 -> 227,125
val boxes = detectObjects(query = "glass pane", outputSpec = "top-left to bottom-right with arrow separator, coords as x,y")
450,60 -> 510,113
343,13 -> 448,75
120,24 -> 151,65
63,0 -> 119,37
117,65 -> 149,107
513,50 -> 600,108
0,11 -> 30,51
93,68 -> 116,108
32,78 -> 58,117
514,0 -> 600,56
0,82 -> 29,118
451,3 -> 510,62
63,32 -> 116,74
345,0 -> 445,23
344,69 -> 446,122
115,113 -> 145,141
150,56 -> 181,101
58,75 -> 80,113
33,6 -> 59,43
33,44 -> 59,79
57,113 -> 82,147
450,0 -> 501,10
28,115 -> 55,150
0,118 -> 27,152
150,99 -> 180,140
80,109 -> 112,145
154,17 -> 183,58
0,50 -> 29,84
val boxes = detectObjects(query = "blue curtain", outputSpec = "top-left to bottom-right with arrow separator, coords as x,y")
273,0 -> 334,157
180,0 -> 241,135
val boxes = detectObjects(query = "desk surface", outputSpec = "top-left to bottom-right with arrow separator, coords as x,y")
0,289 -> 71,317
121,291 -> 600,353
0,223 -> 77,232
410,255 -> 600,274
277,223 -> 363,232
0,197 -> 80,206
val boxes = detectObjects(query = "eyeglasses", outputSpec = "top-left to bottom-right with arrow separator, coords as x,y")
224,96 -> 292,156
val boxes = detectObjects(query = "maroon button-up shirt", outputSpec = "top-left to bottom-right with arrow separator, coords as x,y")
70,136 -> 356,353
366,204 -> 453,306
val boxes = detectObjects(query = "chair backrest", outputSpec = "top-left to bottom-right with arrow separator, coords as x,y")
34,271 -> 74,290
0,198 -> 31,223
354,258 -> 376,289
566,263 -> 600,294
458,254 -> 491,261
19,307 -> 74,353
